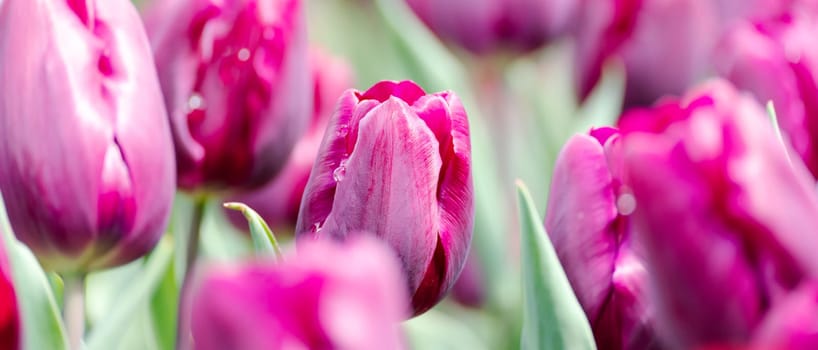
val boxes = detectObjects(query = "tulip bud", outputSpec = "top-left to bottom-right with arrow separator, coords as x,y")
620,80 -> 818,348
0,234 -> 20,350
450,252 -> 485,308
0,0 -> 175,272
715,13 -> 818,178
226,49 -> 354,232
295,80 -> 474,316
545,127 -> 656,350
145,0 -> 312,192
751,283 -> 818,350
405,0 -> 578,54
190,236 -> 408,350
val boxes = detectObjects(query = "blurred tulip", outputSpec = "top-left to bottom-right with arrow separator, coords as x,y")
620,80 -> 818,348
227,49 -> 354,232
190,236 -> 407,350
715,13 -> 818,178
296,80 -> 474,316
405,0 -> 577,55
0,235 -> 19,350
450,252 -> 485,308
0,0 -> 175,272
545,127 -> 657,350
750,282 -> 818,350
145,0 -> 312,192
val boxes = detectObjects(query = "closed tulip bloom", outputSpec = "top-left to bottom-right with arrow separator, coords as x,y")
227,49 -> 354,232
190,236 -> 408,350
0,0 -> 175,272
145,0 -> 311,192
405,0 -> 578,54
621,80 -> 818,348
296,80 -> 474,316
450,252 -> 485,308
715,13 -> 818,178
0,235 -> 19,350
545,127 -> 657,350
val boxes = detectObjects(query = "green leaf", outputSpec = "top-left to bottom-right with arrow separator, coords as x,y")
223,202 -> 282,258
85,236 -> 174,350
149,257 -> 178,350
516,181 -> 596,350
0,193 -> 69,350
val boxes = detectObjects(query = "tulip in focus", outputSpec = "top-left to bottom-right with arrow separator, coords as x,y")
227,49 -> 354,232
715,13 -> 818,178
296,80 -> 474,316
545,127 -> 656,350
145,0 -> 312,192
406,0 -> 578,55
190,236 -> 407,350
620,80 -> 818,348
0,0 -> 176,272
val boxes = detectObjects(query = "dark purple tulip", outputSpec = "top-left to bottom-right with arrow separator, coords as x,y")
545,127 -> 657,350
0,0 -> 175,272
145,0 -> 311,192
190,236 -> 408,350
620,80 -> 818,348
715,13 -> 818,178
226,49 -> 354,232
295,80 -> 474,316
405,0 -> 578,54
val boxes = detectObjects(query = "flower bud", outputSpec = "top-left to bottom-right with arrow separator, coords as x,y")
751,283 -> 818,350
190,236 -> 408,350
226,49 -> 354,232
145,0 -> 312,192
405,0 -> 578,54
545,127 -> 656,350
0,234 -> 19,350
620,80 -> 818,348
296,80 -> 474,316
715,13 -> 818,178
0,0 -> 175,272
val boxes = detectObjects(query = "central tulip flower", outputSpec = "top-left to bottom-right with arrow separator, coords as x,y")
620,80 -> 818,348
144,0 -> 311,192
295,80 -> 474,316
190,237 -> 408,350
0,0 -> 175,272
545,127 -> 657,350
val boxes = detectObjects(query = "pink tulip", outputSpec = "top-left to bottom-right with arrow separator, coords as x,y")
545,127 -> 656,350
405,0 -> 578,54
226,49 -> 354,232
295,80 -> 474,316
0,0 -> 175,272
715,13 -> 818,178
145,0 -> 312,192
620,80 -> 818,348
0,236 -> 19,350
190,236 -> 408,350
750,283 -> 818,350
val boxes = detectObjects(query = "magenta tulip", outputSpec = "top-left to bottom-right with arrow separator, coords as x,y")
750,283 -> 818,350
0,0 -> 175,272
715,13 -> 818,178
450,252 -> 485,308
405,0 -> 578,54
144,0 -> 312,192
0,235 -> 19,349
545,127 -> 656,350
295,80 -> 474,316
227,49 -> 354,232
190,236 -> 408,350
620,80 -> 818,348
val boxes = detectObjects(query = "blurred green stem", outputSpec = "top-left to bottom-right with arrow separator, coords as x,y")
64,274 -> 86,350
176,194 -> 208,349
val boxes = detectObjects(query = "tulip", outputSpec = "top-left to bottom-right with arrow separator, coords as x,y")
450,252 -> 485,308
295,80 -> 474,316
0,234 -> 19,350
620,80 -> 818,348
545,127 -> 656,350
190,236 -> 408,350
750,283 -> 818,350
226,49 -> 354,232
144,0 -> 312,192
405,0 -> 578,54
715,13 -> 818,178
0,0 -> 175,272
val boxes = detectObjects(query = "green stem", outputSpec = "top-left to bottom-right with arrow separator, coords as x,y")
64,274 -> 86,350
176,195 -> 208,349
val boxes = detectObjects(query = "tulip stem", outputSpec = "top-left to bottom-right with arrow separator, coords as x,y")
175,194 -> 208,349
64,274 -> 86,350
